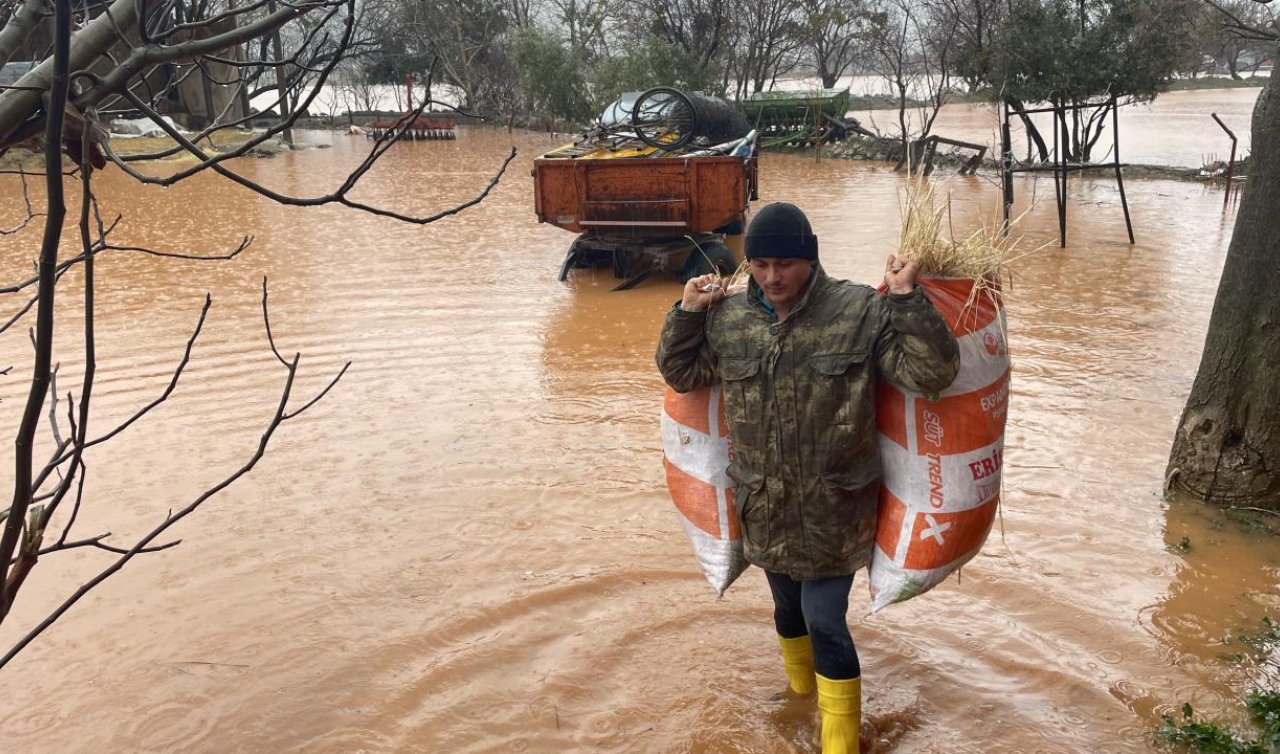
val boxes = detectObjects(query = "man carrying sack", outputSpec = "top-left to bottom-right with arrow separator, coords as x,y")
655,202 -> 959,753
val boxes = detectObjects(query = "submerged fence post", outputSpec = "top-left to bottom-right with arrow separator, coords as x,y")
1001,103 -> 1013,237
1211,113 -> 1238,211
1112,96 -> 1135,244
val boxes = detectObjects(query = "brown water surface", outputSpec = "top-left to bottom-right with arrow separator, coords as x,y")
851,87 -> 1262,168
0,122 -> 1275,753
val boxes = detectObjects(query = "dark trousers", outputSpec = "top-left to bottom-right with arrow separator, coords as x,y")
765,571 -> 861,680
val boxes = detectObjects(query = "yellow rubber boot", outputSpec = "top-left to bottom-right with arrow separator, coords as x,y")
777,634 -> 817,695
815,673 -> 861,754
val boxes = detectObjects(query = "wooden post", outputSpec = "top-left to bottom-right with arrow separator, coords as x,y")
1114,96 -> 1135,243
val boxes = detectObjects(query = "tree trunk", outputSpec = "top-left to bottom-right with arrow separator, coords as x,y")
0,0 -> 139,146
268,0 -> 292,145
0,0 -> 51,69
1005,95 -> 1049,162
1166,73 -> 1280,507
820,63 -> 837,88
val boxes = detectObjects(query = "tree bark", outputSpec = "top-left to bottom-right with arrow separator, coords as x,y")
1166,72 -> 1280,507
0,0 -> 68,623
0,0 -> 52,69
0,0 -> 139,146
268,0 -> 293,145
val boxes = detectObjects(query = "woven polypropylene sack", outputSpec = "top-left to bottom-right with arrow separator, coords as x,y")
869,277 -> 1009,611
661,384 -> 747,596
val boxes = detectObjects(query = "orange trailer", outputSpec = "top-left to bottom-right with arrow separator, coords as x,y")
532,145 -> 759,289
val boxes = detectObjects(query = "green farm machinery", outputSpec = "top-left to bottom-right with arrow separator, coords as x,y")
742,88 -> 871,147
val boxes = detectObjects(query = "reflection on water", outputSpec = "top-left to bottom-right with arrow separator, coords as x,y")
0,119 -> 1272,753
849,87 -> 1261,168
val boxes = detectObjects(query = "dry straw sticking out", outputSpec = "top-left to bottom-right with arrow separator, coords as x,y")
897,178 -> 1037,283
722,258 -> 752,294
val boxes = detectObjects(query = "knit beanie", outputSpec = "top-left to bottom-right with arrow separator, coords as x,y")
744,202 -> 818,260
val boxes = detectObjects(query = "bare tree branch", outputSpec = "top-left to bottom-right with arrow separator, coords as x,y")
102,236 -> 253,260
0,0 -> 70,623
97,3 -> 351,174
65,295 -> 211,456
103,83 -> 519,223
1204,0 -> 1280,40
0,0 -> 513,664
32,129 -> 98,538
0,280 -> 347,669
0,170 -> 39,235
11,533 -> 183,564
260,275 -> 289,368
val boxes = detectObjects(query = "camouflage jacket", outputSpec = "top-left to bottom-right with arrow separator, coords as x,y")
656,266 -> 959,580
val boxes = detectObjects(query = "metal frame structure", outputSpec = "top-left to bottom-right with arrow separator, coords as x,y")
1211,112 -> 1240,211
1001,95 -> 1135,247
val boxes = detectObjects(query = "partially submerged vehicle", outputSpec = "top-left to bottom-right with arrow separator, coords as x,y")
532,87 -> 758,290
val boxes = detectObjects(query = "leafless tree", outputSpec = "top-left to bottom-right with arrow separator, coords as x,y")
0,0 -> 516,668
398,0 -> 513,112
732,0 -> 804,99
861,0 -> 958,147
1197,0 -> 1278,76
545,0 -> 612,58
334,57 -> 382,117
645,0 -> 733,72
802,0 -> 867,89
506,0 -> 537,28
926,0 -> 1005,92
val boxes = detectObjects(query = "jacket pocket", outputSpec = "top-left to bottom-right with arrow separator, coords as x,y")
809,351 -> 869,376
719,356 -> 763,431
820,463 -> 880,492
808,351 -> 869,425
819,465 -> 881,558
720,356 -> 761,380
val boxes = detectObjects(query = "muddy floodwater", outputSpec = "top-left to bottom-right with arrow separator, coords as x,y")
1,89 -> 1277,753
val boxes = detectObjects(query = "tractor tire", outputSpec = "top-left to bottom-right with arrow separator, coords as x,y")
679,240 -> 736,283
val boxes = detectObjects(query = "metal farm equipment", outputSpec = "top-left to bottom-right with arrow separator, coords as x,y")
532,88 -> 759,290
742,88 -> 870,146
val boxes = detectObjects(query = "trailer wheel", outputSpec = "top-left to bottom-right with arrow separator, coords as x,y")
679,240 -> 736,283
715,218 -> 745,236
632,87 -> 697,151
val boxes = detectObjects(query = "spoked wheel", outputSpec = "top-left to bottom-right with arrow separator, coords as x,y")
631,87 -> 698,151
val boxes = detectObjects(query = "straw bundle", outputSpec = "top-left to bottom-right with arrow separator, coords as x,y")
897,179 -> 1029,282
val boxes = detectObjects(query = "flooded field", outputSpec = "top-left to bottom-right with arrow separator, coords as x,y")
0,90 -> 1275,753
850,86 -> 1262,168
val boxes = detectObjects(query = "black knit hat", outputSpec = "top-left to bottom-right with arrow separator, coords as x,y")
745,202 -> 818,260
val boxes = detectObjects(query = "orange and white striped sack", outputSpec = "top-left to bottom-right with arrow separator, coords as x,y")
869,276 -> 1009,611
660,384 -> 747,596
